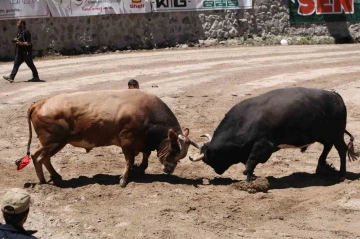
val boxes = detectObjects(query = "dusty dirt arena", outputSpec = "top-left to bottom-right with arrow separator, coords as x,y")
1,45 -> 360,239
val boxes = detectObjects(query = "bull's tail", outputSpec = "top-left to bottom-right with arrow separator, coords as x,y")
345,129 -> 359,162
26,102 -> 37,155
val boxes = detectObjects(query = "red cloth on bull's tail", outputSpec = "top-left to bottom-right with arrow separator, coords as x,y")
16,155 -> 32,170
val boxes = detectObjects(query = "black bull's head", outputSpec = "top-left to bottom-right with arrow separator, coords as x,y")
188,134 -> 234,175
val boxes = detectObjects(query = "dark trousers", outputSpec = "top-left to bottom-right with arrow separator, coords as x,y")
10,51 -> 39,79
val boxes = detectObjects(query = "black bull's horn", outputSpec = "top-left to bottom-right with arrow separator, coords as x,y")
189,153 -> 204,162
201,134 -> 212,141
188,133 -> 212,162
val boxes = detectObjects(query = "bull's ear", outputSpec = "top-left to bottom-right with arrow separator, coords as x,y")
168,129 -> 178,142
183,128 -> 189,137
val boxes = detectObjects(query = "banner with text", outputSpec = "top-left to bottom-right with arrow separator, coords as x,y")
0,0 -> 251,18
0,0 -> 49,19
121,0 -> 151,14
151,0 -> 252,12
290,0 -> 360,24
46,0 -> 126,17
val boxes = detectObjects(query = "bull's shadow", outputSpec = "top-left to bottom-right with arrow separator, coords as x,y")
32,171 -> 360,189
267,171 -> 360,190
48,173 -> 239,188
49,173 -> 204,189
51,174 -> 121,188
132,174 -> 239,186
131,174 -> 203,186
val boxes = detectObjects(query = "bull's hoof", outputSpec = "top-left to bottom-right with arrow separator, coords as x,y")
246,174 -> 257,182
38,180 -> 47,185
316,163 -> 337,176
131,164 -> 146,175
242,169 -> 248,176
339,171 -> 346,182
120,178 -> 127,188
50,175 -> 63,184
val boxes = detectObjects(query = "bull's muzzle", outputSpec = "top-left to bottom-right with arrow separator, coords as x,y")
162,162 -> 176,174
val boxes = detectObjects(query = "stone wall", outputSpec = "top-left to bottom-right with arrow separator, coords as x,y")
1,0 -> 359,60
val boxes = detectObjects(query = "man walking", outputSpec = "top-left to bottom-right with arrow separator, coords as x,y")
0,188 -> 37,238
3,20 -> 40,83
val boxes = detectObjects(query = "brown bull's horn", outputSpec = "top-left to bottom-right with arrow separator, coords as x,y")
178,135 -> 186,141
189,140 -> 200,149
178,134 -> 201,149
189,153 -> 204,162
200,134 -> 212,142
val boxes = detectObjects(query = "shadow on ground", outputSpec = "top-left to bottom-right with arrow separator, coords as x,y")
23,171 -> 360,189
267,171 -> 360,190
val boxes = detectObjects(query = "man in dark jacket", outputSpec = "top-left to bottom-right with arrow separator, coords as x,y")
3,20 -> 40,83
0,188 -> 37,238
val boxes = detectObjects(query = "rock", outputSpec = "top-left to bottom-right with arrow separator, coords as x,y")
204,39 -> 218,46
209,30 -> 217,38
115,222 -> 129,227
232,177 -> 270,193
181,44 -> 188,49
203,22 -> 212,30
182,16 -> 190,24
229,28 -> 239,37
210,20 -> 221,31
280,233 -> 291,237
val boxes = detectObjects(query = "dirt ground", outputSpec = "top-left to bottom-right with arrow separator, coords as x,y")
1,44 -> 360,239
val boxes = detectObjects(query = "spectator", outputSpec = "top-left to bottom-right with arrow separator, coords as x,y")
0,188 -> 37,238
3,20 -> 40,83
128,79 -> 139,89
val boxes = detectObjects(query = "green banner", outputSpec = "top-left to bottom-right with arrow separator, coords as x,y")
290,0 -> 360,25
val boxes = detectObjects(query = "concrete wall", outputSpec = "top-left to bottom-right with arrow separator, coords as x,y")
1,0 -> 359,60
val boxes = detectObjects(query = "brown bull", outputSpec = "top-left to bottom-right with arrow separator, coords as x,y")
25,89 -> 198,187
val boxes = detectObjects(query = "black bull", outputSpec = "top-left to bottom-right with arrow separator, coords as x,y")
190,87 -> 359,182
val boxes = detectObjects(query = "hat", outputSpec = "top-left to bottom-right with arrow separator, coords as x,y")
1,188 -> 33,215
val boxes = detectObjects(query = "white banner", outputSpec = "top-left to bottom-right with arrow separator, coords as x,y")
0,0 -> 251,18
47,0 -> 123,17
122,0 -> 151,13
0,0 -> 49,19
151,0 -> 251,12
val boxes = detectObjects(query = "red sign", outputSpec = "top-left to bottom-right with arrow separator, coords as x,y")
298,0 -> 354,15
130,0 -> 144,8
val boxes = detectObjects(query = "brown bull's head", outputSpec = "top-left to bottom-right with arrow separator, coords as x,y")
157,128 -> 199,174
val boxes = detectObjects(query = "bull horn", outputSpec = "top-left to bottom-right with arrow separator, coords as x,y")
178,134 -> 200,149
189,140 -> 200,149
178,135 -> 186,141
200,134 -> 212,142
189,153 -> 204,162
